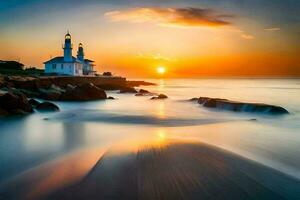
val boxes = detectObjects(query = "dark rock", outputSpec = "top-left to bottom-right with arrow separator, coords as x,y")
66,84 -> 76,92
198,97 -> 210,104
60,83 -> 107,101
39,89 -> 61,101
198,97 -> 289,115
139,89 -> 149,93
38,84 -> 65,101
103,72 -> 112,76
135,89 -> 156,96
126,81 -> 156,87
0,92 -> 33,116
119,86 -> 137,93
18,89 -> 40,98
1,87 -> 39,98
107,96 -> 115,100
0,107 -> 9,117
150,94 -> 168,100
0,75 -> 4,87
28,99 -> 40,107
158,94 -> 168,99
189,97 -> 199,102
36,102 -> 59,112
49,84 -> 65,93
8,76 -> 40,90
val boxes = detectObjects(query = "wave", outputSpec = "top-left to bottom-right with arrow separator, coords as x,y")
48,109 -> 240,127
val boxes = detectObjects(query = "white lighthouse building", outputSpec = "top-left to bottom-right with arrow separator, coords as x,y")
44,32 -> 96,76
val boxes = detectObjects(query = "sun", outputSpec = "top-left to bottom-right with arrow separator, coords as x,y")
157,66 -> 166,75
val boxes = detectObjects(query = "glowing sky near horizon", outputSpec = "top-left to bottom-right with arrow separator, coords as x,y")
0,0 -> 299,77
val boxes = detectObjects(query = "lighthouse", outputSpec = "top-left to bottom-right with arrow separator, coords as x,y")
44,31 -> 96,76
63,31 -> 73,62
77,43 -> 84,61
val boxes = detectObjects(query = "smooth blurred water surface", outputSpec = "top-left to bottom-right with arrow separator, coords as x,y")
0,78 -> 300,184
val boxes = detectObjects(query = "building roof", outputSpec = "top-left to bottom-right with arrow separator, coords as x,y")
44,56 -> 82,64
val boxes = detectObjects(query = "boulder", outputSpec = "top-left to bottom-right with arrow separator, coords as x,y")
135,89 -> 156,96
0,92 -> 33,116
60,83 -> 107,101
107,96 -> 115,100
119,86 -> 137,93
150,94 -> 168,100
8,76 -> 39,90
198,97 -> 289,115
66,84 -> 76,91
36,102 -> 60,112
189,97 -> 199,102
28,98 -> 41,107
39,89 -> 61,101
139,89 -> 149,94
38,84 -> 65,101
0,107 -> 9,117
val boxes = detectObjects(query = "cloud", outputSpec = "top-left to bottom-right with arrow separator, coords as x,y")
241,34 -> 255,40
105,7 -> 233,27
137,53 -> 177,62
229,28 -> 255,40
264,27 -> 280,31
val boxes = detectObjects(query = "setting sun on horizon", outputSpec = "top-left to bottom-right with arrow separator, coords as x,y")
157,66 -> 166,75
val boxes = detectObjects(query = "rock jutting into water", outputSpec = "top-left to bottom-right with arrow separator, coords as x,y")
0,74 -> 155,101
28,98 -> 40,107
119,86 -> 138,93
150,94 -> 168,100
35,102 -> 60,112
195,97 -> 289,115
60,83 -> 107,101
0,92 -> 33,117
135,89 -> 156,96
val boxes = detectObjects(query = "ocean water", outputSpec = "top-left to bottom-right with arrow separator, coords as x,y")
0,79 -> 300,195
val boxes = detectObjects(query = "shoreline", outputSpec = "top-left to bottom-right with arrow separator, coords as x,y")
2,139 -> 300,200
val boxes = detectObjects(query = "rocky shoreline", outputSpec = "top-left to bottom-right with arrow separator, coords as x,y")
0,75 -> 155,117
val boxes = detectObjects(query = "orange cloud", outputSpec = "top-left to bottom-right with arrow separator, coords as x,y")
241,34 -> 255,40
105,7 -> 233,27
264,27 -> 280,31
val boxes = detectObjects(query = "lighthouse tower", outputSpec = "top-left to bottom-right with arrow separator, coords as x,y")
63,31 -> 73,62
77,43 -> 84,61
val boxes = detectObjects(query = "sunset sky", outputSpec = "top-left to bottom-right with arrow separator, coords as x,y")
0,0 -> 299,77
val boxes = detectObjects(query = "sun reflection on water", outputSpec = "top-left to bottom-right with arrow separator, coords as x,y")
156,101 -> 166,119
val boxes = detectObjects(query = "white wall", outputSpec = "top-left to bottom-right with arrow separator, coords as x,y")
45,62 -> 83,76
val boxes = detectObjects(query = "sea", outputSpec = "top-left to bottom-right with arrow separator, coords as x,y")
0,78 -> 300,193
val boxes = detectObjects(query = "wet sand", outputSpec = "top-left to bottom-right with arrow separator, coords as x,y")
40,140 -> 300,200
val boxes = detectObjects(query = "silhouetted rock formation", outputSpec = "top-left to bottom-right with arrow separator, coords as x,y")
36,102 -> 59,112
60,83 -> 107,101
28,98 -> 40,107
194,97 -> 289,115
0,92 -> 33,116
150,94 -> 168,100
135,89 -> 156,96
119,86 -> 137,93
